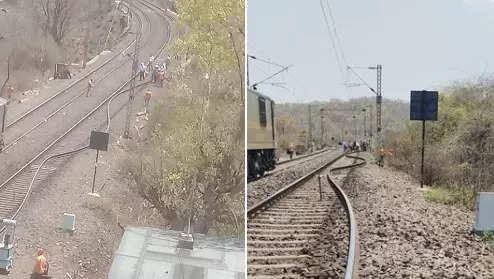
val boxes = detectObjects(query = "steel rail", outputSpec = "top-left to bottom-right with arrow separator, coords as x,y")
0,0 -> 172,233
277,147 -> 333,165
0,145 -> 89,233
2,59 -> 129,151
248,152 -> 366,278
1,0 -> 158,151
0,0 -> 169,193
248,152 -> 346,214
326,152 -> 366,279
247,148 -> 336,183
4,2 -> 144,130
106,0 -> 172,132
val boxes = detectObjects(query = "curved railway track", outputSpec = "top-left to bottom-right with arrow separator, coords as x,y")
277,147 -> 335,166
4,2 -> 142,132
0,0 -> 172,233
247,152 -> 365,279
248,148 -> 338,183
0,1 -> 156,153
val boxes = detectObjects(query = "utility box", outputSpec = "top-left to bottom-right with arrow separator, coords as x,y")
61,213 -> 76,232
474,192 -> 494,233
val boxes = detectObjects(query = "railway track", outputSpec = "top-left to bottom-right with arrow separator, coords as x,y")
248,148 -> 338,184
0,1 -> 156,153
4,2 -> 141,132
277,147 -> 335,166
247,152 -> 365,278
0,0 -> 172,232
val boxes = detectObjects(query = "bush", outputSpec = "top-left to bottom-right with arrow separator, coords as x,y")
385,79 -> 494,206
423,186 -> 475,209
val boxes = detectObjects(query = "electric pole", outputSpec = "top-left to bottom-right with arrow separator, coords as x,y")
362,108 -> 367,137
373,64 -> 382,147
320,109 -> 324,148
82,27 -> 89,69
123,31 -> 140,139
347,64 -> 382,147
308,104 -> 312,152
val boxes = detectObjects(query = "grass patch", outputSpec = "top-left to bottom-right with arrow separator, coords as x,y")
479,232 -> 494,250
423,186 -> 475,209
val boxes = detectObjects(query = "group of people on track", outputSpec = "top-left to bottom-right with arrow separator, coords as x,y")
138,55 -> 167,88
341,140 -> 392,167
85,55 -> 169,115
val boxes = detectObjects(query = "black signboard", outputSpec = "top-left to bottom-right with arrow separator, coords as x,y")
410,90 -> 438,121
89,131 -> 109,151
410,90 -> 439,188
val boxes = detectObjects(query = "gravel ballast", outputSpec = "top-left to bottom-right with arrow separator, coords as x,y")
332,153 -> 494,278
248,150 -> 341,208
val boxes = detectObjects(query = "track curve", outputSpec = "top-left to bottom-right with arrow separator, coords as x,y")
248,152 -> 365,278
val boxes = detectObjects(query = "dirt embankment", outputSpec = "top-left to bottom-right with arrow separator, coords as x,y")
0,0 -> 129,97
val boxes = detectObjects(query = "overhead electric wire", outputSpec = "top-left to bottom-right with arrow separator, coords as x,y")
346,65 -> 376,94
248,55 -> 286,68
320,0 -> 344,79
325,0 -> 347,66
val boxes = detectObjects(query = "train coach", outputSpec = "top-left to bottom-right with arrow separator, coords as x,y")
247,88 -> 276,180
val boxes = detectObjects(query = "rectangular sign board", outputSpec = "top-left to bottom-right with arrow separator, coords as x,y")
89,131 -> 109,151
410,90 -> 438,121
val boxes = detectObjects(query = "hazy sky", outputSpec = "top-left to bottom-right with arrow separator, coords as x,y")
247,0 -> 494,103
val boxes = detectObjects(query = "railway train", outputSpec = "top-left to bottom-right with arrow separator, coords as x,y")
247,88 -> 276,180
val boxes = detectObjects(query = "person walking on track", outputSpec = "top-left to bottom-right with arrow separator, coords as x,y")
86,78 -> 94,97
148,55 -> 154,72
152,64 -> 159,83
144,88 -> 152,114
138,62 -> 146,81
377,148 -> 392,167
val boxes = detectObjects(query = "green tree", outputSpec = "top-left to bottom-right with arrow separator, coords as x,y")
126,0 -> 244,237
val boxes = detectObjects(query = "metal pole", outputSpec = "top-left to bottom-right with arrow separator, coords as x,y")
363,110 -> 367,137
0,56 -> 10,98
376,64 -> 382,148
123,31 -> 140,138
247,56 -> 250,88
421,121 -> 425,188
308,104 -> 312,152
320,109 -> 324,147
91,149 -> 100,193
318,175 -> 322,201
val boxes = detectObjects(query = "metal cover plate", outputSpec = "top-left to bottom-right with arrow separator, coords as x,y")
474,192 -> 494,232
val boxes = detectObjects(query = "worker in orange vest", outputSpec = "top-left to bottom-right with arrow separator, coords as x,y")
32,248 -> 49,278
144,89 -> 152,114
377,148 -> 393,167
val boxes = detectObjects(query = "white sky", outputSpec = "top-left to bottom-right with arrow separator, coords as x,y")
247,0 -> 494,103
